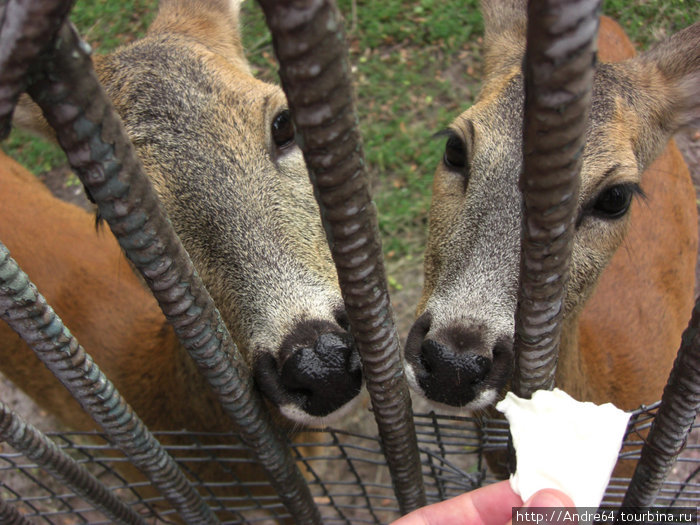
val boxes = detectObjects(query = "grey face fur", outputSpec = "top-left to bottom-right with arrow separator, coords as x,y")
405,0 -> 700,410
405,76 -> 524,410
89,1 -> 364,425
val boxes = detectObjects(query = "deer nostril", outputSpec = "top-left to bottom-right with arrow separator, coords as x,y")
493,337 -> 514,360
253,320 -> 363,420
404,310 -> 432,364
334,308 -> 351,332
280,331 -> 362,417
421,339 -> 491,381
415,337 -> 492,407
418,352 -> 433,375
471,360 -> 490,384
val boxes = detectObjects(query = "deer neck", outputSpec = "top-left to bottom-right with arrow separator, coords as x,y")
555,314 -> 592,402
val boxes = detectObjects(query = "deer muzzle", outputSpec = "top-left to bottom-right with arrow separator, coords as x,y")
404,311 -> 514,408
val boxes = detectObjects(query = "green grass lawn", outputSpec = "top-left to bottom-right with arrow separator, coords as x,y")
4,0 -> 697,260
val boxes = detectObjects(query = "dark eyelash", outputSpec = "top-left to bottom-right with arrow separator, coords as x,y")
432,128 -> 458,141
575,182 -> 645,227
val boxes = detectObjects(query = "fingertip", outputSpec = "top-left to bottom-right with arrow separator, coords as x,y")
524,489 -> 575,509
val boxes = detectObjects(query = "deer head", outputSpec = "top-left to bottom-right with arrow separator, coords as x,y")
15,0 -> 364,425
404,1 -> 699,410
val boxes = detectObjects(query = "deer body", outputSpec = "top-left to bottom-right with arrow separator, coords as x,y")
561,17 -> 698,408
0,150 -> 223,433
0,149 -> 304,509
12,0 -> 363,426
563,131 -> 696,407
405,4 -> 699,414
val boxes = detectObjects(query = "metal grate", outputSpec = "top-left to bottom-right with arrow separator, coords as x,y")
2,404 -> 698,524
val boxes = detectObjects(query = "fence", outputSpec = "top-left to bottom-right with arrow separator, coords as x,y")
2,404 -> 698,524
0,0 -> 699,523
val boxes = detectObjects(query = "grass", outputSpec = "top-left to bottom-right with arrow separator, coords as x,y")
1,0 -> 157,175
240,0 -> 483,258
242,0 -> 698,259
69,0 -> 156,52
3,0 -> 698,260
604,0 -> 698,48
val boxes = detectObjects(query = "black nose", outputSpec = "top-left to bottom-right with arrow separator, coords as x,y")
417,338 -> 491,406
404,311 -> 513,407
254,320 -> 362,418
280,332 -> 361,417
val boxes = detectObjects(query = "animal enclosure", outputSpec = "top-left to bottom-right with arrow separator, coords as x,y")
1,0 -> 699,523
3,404 -> 697,523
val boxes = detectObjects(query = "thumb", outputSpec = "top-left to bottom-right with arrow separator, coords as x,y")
524,489 -> 575,509
507,490 -> 577,525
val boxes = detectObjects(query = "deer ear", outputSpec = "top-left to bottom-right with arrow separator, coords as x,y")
480,0 -> 527,78
636,21 -> 700,131
150,0 -> 250,71
615,22 -> 700,170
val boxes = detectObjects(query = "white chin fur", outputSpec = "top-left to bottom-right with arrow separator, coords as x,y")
278,389 -> 364,428
403,362 -> 421,394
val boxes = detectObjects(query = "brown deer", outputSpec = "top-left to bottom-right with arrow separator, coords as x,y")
0,150 -> 190,432
404,1 -> 698,421
0,148 -> 303,516
11,0 -> 363,428
0,148 -> 231,508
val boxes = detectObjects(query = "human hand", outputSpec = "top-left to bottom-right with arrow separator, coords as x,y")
390,480 -> 575,525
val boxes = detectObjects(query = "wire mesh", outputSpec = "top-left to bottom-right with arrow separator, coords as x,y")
1,403 -> 698,524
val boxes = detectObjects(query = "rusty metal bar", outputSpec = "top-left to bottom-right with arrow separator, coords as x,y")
0,241 -> 218,525
513,0 -> 600,398
0,399 -> 146,525
0,495 -> 31,525
255,0 -> 426,514
620,296 -> 700,508
22,21 -> 320,524
0,0 -> 74,138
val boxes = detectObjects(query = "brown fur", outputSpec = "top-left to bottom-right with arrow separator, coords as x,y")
3,0 -> 367,516
562,17 -> 697,408
0,150 -> 273,512
405,3 -> 698,477
0,151 -> 203,432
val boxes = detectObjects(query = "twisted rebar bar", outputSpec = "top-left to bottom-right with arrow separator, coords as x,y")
0,495 -> 31,525
23,21 -> 320,524
0,241 -> 218,525
513,0 -> 600,398
620,296 -> 700,509
0,399 -> 146,525
0,0 -> 74,138
255,0 -> 426,514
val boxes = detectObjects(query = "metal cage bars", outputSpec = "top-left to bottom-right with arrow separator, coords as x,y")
512,0 -> 700,508
0,494 -> 32,525
621,296 -> 700,508
0,241 -> 217,524
255,0 -> 426,513
0,397 -> 145,525
513,0 -> 599,398
0,0 -> 698,521
0,0 -> 75,138
16,14 -> 321,525
3,404 -> 693,522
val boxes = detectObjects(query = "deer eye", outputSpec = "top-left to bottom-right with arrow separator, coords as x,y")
443,133 -> 466,169
272,109 -> 295,149
592,184 -> 635,219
